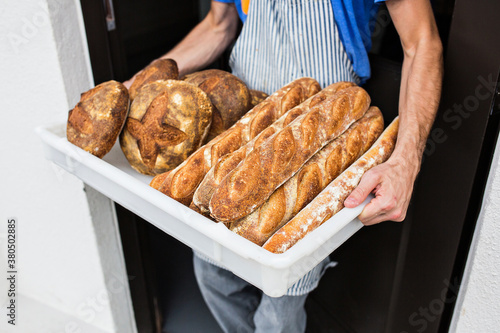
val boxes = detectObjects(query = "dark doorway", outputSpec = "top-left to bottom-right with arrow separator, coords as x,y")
79,0 -> 500,332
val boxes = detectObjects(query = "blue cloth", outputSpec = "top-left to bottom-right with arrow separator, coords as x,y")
216,0 -> 384,84
331,0 -> 384,83
215,0 -> 248,23
194,254 -> 327,332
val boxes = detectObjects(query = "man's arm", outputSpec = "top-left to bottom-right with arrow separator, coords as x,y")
124,1 -> 239,87
344,0 -> 444,225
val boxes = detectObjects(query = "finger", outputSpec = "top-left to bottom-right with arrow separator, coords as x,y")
123,73 -> 139,89
123,80 -> 133,89
360,201 -> 406,225
358,196 -> 384,222
361,210 -> 405,226
361,214 -> 389,226
359,191 -> 398,222
344,171 -> 380,208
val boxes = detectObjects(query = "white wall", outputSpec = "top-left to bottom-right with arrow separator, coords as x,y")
0,1 -> 135,332
450,132 -> 500,330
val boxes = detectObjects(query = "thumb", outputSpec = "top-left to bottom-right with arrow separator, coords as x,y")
344,171 -> 380,208
123,78 -> 134,89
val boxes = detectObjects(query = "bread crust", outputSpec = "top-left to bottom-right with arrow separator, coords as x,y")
230,107 -> 384,246
192,81 -> 356,213
209,86 -> 371,222
184,69 -> 253,141
262,117 -> 399,253
129,59 -> 179,100
249,89 -> 269,107
149,77 -> 321,205
67,80 -> 129,158
120,80 -> 212,175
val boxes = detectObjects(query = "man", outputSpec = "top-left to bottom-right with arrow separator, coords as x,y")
125,0 -> 443,331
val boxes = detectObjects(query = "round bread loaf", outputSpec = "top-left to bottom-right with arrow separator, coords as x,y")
66,80 -> 129,158
184,69 -> 252,141
129,59 -> 179,100
120,80 -> 213,175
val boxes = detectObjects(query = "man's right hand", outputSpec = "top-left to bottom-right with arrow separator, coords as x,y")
123,73 -> 138,89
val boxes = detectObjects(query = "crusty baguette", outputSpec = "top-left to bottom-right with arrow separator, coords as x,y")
250,89 -> 269,107
209,86 -> 371,222
192,81 -> 357,213
230,107 -> 384,245
189,201 -> 215,220
149,78 -> 321,205
262,117 -> 399,254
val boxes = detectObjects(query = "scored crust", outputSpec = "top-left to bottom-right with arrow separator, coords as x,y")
262,117 -> 400,254
149,77 -> 321,205
229,107 -> 384,246
120,80 -> 212,175
192,81 -> 357,213
209,86 -> 371,222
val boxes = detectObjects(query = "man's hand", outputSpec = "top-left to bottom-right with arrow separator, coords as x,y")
344,156 -> 417,225
123,74 -> 137,89
344,0 -> 443,225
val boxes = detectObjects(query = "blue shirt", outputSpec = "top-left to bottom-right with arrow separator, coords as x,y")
216,0 -> 384,84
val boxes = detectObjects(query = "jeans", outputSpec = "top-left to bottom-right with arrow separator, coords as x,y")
193,254 -> 332,333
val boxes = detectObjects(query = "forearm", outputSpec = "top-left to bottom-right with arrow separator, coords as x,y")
386,0 -> 444,178
124,2 -> 238,87
390,36 -> 443,176
161,2 -> 239,77
345,0 -> 443,224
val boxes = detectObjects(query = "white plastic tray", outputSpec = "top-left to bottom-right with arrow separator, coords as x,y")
36,123 -> 368,297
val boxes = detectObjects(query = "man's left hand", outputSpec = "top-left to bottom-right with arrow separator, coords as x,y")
343,156 -> 417,225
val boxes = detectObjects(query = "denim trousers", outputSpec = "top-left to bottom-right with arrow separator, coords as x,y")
193,254 -> 333,333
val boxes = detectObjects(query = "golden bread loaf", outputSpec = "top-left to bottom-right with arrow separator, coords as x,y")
129,59 -> 179,100
67,80 -> 129,158
230,107 -> 384,245
149,77 -> 321,205
209,86 -> 371,222
120,80 -> 212,175
192,81 -> 357,213
184,69 -> 253,141
249,89 -> 269,107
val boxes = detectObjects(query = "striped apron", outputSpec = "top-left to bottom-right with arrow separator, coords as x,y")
229,0 -> 360,94
196,0 -> 357,296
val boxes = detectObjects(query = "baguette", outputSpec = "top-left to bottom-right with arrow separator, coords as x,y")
189,201 -> 214,220
150,78 -> 321,205
209,86 -> 371,222
262,117 -> 399,254
192,81 -> 357,213
250,89 -> 269,107
230,107 -> 384,245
